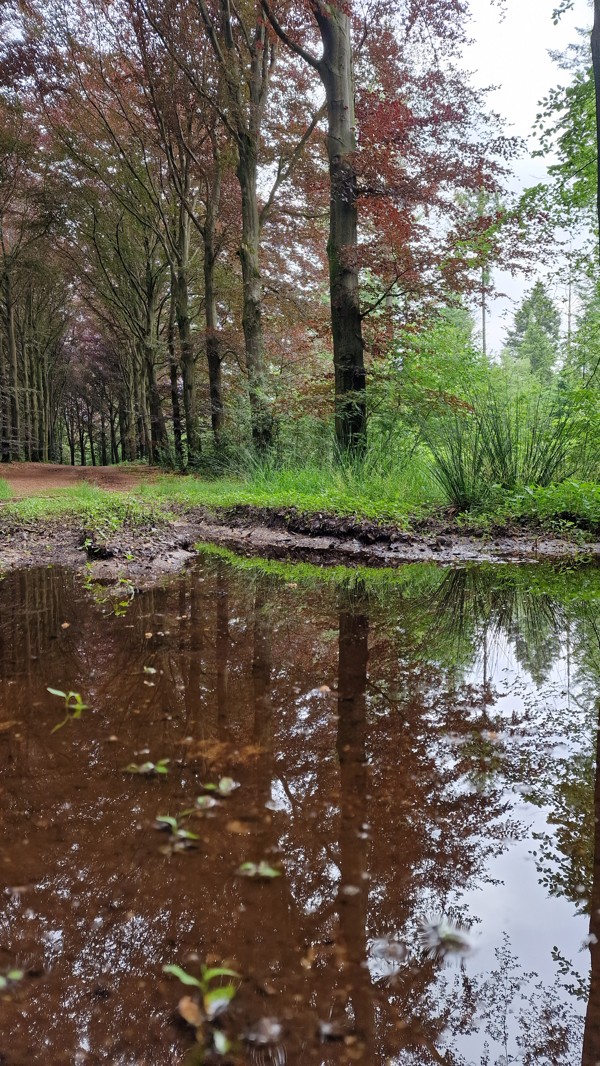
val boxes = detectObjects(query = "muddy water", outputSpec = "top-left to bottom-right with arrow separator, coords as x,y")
1,558 -> 600,1065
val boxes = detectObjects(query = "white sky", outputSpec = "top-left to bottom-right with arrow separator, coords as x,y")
464,0 -> 592,351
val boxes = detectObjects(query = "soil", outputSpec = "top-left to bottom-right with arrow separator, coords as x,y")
0,461 -> 157,496
0,463 -> 598,579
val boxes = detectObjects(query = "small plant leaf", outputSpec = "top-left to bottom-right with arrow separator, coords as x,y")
218,777 -> 239,796
203,983 -> 237,1020
156,816 -> 178,830
47,688 -> 67,698
237,861 -> 281,879
213,1030 -> 231,1054
201,966 -> 239,983
195,795 -> 218,810
163,964 -> 203,989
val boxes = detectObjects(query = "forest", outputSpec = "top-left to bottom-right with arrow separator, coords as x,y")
0,0 -> 597,526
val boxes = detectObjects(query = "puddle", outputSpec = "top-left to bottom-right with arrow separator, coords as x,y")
1,558 -> 600,1064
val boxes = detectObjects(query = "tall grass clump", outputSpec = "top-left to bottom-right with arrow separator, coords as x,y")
425,390 -> 579,511
0,478 -> 11,500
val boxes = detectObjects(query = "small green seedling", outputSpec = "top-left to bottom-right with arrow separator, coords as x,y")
178,794 -> 222,818
156,815 -> 199,839
47,688 -> 89,734
163,963 -> 239,1021
155,815 -> 199,853
200,777 -> 239,797
237,861 -> 281,880
0,969 -> 24,991
124,758 -> 169,776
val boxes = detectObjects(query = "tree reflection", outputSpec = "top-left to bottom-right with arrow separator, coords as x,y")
2,561 -> 600,1064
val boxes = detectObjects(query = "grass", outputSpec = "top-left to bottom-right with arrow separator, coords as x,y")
0,482 -> 166,532
138,455 -> 443,524
0,455 -> 599,539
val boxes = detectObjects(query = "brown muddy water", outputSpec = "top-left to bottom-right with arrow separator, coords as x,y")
1,554 -> 600,1066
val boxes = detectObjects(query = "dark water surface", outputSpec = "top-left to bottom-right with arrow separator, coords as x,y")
1,556 -> 600,1065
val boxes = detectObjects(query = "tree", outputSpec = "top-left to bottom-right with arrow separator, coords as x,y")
506,281 -> 562,382
262,0 -> 514,456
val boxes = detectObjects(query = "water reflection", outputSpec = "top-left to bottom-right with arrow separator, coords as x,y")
0,560 -> 599,1064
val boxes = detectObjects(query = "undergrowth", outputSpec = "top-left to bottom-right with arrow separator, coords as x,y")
1,458 -> 599,539
0,483 -> 167,532
139,454 -> 442,523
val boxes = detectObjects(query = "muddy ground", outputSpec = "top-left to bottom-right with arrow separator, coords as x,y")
1,503 -> 598,583
1,462 -> 598,578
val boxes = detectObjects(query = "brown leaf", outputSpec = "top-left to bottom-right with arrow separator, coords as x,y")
178,995 -> 203,1028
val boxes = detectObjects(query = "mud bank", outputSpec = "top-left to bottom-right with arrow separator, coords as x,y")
0,503 -> 598,581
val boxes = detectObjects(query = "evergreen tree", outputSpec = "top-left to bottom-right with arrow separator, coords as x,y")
505,281 -> 561,383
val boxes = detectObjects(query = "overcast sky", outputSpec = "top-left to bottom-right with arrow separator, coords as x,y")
464,0 -> 592,351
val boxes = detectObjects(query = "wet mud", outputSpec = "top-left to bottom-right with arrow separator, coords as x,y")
1,558 -> 600,1064
0,503 -> 598,584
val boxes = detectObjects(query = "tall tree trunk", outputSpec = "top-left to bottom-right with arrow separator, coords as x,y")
0,330 -> 9,462
144,275 -> 169,465
205,150 -> 224,445
316,9 -> 366,455
3,272 -> 21,460
593,0 -> 600,258
87,406 -> 96,466
110,404 -> 119,464
167,281 -> 183,469
582,705 -> 600,1065
143,343 -> 168,464
237,138 -> 273,451
30,340 -> 40,462
100,409 -> 108,465
173,257 -> 198,466
336,599 -> 375,1049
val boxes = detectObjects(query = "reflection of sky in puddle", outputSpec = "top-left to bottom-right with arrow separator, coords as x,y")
431,630 -> 592,1061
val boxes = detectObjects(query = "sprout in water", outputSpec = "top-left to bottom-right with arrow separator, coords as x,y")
124,758 -> 169,776
417,914 -> 475,961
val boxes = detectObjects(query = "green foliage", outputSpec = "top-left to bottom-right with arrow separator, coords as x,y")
505,282 -> 562,383
533,36 -> 595,219
0,485 -> 165,530
425,390 -> 578,511
498,481 -> 600,531
199,777 -> 240,797
237,861 -> 281,879
0,968 -> 25,990
124,758 -> 169,776
47,688 -> 89,733
163,962 -> 239,1021
140,454 -> 441,523
0,478 -> 11,500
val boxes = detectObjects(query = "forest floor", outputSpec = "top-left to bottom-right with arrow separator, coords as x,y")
0,463 -> 599,580
0,461 -> 157,495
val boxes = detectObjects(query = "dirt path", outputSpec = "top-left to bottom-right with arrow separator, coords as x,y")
0,462 -> 157,496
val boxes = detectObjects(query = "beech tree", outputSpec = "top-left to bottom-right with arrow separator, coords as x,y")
1,0 -> 516,465
262,0 -> 512,454
137,0 -> 326,450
